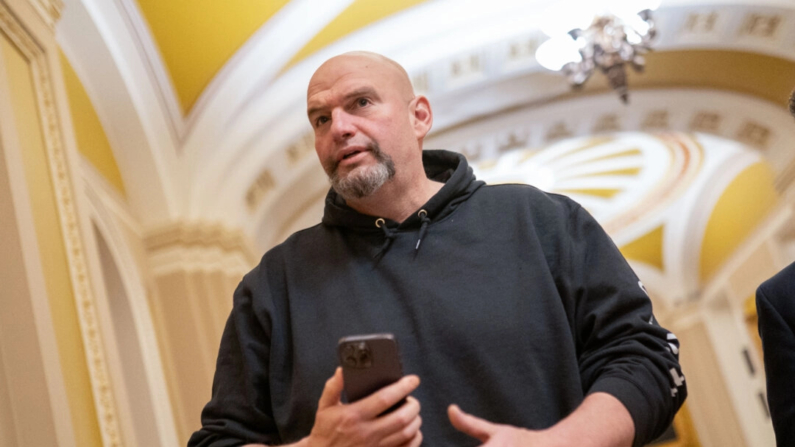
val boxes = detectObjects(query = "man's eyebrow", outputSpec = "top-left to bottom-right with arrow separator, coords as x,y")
307,87 -> 380,118
307,104 -> 324,119
342,87 -> 379,102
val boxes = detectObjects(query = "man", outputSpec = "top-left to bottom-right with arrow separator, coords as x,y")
189,52 -> 686,447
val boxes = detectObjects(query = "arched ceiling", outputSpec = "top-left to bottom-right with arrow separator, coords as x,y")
56,0 -> 795,236
134,0 -> 430,113
134,0 -> 292,113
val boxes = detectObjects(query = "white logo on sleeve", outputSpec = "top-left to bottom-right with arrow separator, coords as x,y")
669,368 -> 686,397
666,333 -> 680,355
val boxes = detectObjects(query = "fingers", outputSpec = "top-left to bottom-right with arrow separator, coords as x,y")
375,397 -> 422,446
448,404 -> 497,442
374,396 -> 420,432
378,413 -> 422,446
317,367 -> 344,410
357,375 -> 420,418
392,430 -> 423,447
406,431 -> 423,447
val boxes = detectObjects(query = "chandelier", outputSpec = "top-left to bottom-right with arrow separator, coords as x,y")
535,0 -> 661,103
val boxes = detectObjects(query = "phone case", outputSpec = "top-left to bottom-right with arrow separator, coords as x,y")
338,333 -> 404,403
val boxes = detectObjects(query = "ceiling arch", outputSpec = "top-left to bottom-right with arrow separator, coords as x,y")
134,0 -> 291,113
56,0 -> 795,235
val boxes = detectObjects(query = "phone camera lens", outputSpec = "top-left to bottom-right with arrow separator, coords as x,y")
356,342 -> 372,368
341,341 -> 373,368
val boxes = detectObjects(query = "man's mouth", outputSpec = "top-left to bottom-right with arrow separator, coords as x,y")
342,150 -> 362,160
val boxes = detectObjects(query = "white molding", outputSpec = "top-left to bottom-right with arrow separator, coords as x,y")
82,169 -> 180,447
113,0 -> 184,141
79,157 -> 141,237
57,0 -> 180,226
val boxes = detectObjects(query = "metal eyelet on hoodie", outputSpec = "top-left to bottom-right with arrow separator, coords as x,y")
375,217 -> 396,258
416,209 -> 430,251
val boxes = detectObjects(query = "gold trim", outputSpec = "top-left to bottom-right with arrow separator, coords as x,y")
0,4 -> 122,446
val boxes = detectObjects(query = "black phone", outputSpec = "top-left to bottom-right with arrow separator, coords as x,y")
337,333 -> 405,408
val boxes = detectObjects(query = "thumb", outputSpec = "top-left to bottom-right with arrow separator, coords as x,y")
317,367 -> 344,410
448,404 -> 497,442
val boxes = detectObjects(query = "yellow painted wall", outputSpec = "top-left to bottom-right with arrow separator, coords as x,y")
620,225 -> 665,270
700,162 -> 778,282
59,50 -> 126,196
286,0 -> 430,69
1,33 -> 102,447
136,0 -> 290,113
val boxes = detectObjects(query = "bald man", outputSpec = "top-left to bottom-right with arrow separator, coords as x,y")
189,52 -> 686,447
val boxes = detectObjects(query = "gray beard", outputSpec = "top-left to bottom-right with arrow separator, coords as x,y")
329,144 -> 396,200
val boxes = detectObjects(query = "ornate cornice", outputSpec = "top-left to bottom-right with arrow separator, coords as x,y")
30,0 -> 63,29
0,3 -> 122,446
145,221 -> 256,266
0,2 -> 41,55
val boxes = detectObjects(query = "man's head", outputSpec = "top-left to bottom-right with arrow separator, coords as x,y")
306,52 -> 433,201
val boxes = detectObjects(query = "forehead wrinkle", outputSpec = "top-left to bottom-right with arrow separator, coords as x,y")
306,85 -> 379,119
307,52 -> 415,104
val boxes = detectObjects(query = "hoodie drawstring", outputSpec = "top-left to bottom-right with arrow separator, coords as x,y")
416,209 -> 430,251
374,210 -> 430,257
375,218 -> 396,257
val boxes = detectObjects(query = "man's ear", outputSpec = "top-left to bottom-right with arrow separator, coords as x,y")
411,95 -> 433,140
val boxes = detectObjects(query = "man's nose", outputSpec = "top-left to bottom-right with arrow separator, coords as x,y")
331,110 -> 356,142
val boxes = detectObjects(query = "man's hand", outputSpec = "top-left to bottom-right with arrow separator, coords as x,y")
304,367 -> 423,447
448,392 -> 634,447
448,404 -> 555,446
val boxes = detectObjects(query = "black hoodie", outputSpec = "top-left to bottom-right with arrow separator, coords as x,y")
190,150 -> 686,447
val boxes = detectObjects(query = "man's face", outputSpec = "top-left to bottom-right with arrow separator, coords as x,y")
306,55 -> 418,199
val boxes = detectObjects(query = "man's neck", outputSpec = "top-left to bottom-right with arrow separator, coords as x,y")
345,176 -> 443,223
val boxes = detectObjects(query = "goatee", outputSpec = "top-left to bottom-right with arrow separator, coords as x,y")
328,143 -> 396,200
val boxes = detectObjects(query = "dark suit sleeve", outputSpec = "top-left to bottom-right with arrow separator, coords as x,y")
564,203 -> 687,447
757,282 -> 795,446
188,265 -> 280,447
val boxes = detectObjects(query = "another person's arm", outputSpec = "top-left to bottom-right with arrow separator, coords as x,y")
756,273 -> 795,445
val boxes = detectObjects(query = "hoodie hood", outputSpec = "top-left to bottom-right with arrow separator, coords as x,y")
321,149 -> 484,231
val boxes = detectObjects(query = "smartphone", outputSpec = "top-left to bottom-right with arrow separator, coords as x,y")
337,333 -> 405,409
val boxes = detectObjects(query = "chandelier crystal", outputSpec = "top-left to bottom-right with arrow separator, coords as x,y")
535,0 -> 660,103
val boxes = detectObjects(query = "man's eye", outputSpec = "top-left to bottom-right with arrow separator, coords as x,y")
315,116 -> 329,127
357,98 -> 370,107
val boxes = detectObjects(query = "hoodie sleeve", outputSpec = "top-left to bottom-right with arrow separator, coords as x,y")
564,202 -> 686,447
188,265 -> 279,447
